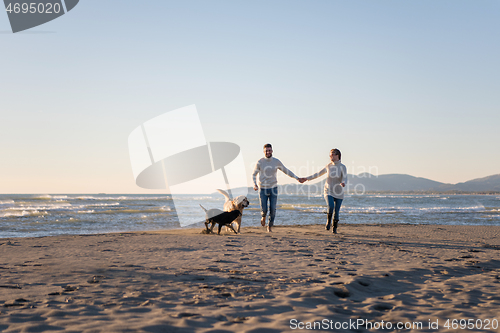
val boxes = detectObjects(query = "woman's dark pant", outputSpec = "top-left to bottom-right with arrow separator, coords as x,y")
325,195 -> 343,221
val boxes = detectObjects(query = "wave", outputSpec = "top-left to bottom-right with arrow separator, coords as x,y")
97,207 -> 173,215
418,205 -> 485,212
5,203 -> 74,211
0,210 -> 47,218
279,203 -> 324,210
85,202 -> 120,207
344,205 -> 486,215
0,202 -> 120,213
0,195 -> 173,202
345,207 -> 401,214
173,196 -> 220,201
77,210 -> 95,214
51,195 -> 69,200
73,195 -> 172,201
31,195 -> 53,200
480,215 -> 500,219
26,195 -> 69,201
369,195 -> 443,199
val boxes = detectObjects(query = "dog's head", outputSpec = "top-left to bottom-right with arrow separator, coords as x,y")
233,195 -> 249,209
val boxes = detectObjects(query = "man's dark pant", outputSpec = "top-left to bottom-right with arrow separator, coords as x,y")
259,187 -> 278,227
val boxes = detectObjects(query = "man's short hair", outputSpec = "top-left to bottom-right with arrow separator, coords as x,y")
331,148 -> 341,160
263,143 -> 272,149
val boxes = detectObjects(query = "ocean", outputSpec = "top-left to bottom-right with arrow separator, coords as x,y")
1,193 -> 499,238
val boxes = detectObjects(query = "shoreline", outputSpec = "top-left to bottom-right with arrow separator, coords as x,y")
1,224 -> 499,332
2,220 -> 500,241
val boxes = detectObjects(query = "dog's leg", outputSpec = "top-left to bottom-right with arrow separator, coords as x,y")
205,219 -> 210,232
218,224 -> 223,235
228,224 -> 238,234
209,220 -> 216,233
235,216 -> 242,233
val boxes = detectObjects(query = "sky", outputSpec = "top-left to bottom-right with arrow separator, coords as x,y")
1,0 -> 499,194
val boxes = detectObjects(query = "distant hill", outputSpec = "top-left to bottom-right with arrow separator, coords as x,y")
234,173 -> 500,195
347,173 -> 448,192
449,174 -> 500,192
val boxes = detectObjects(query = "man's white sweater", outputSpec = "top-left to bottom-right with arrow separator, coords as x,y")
252,157 -> 299,189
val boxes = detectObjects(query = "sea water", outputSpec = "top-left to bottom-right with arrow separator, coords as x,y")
1,193 -> 499,238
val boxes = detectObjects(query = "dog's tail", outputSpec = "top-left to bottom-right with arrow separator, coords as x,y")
199,204 -> 207,212
216,189 -> 231,201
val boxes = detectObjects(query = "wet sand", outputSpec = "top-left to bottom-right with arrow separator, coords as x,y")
1,224 -> 500,332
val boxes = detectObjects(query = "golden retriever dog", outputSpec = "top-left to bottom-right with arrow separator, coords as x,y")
217,189 -> 249,233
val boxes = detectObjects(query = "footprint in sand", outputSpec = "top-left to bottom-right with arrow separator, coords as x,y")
372,303 -> 394,311
213,259 -> 234,263
332,286 -> 350,298
356,279 -> 370,287
171,312 -> 200,318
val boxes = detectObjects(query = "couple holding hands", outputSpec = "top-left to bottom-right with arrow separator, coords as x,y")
252,144 -> 347,233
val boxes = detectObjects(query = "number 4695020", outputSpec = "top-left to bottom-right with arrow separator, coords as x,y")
6,2 -> 62,14
444,319 -> 498,330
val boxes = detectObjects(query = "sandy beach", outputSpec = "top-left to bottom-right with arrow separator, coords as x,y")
1,224 -> 499,332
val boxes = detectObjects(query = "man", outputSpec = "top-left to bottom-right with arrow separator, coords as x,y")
252,143 -> 302,232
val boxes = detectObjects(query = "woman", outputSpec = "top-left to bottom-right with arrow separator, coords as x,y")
301,149 -> 347,234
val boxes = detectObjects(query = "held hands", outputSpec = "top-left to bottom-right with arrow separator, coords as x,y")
253,185 -> 259,191
341,183 -> 345,187
298,178 -> 307,184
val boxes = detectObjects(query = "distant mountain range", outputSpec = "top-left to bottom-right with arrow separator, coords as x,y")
239,173 -> 500,194
344,173 -> 500,193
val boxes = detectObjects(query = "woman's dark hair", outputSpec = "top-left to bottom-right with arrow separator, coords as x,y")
331,148 -> 341,160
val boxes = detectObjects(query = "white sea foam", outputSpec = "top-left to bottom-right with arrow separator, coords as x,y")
32,195 -> 53,200
280,203 -> 323,209
419,205 -> 485,212
52,195 -> 69,200
0,210 -> 46,217
85,202 -> 120,207
371,195 -> 442,199
343,205 -> 486,215
75,196 -> 99,200
74,196 -> 171,201
15,203 -> 73,210
175,196 -> 217,201
345,207 -> 401,214
479,214 -> 500,219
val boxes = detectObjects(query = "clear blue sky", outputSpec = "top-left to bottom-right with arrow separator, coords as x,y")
1,1 -> 499,193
